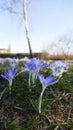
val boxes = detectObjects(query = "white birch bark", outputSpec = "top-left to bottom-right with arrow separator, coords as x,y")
23,0 -> 32,57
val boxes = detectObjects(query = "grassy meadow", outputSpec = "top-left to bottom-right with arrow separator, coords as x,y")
0,57 -> 73,130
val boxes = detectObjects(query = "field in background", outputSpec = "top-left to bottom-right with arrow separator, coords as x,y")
41,50 -> 73,60
0,52 -> 73,61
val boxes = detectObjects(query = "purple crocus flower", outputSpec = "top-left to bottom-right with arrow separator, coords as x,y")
1,70 -> 18,82
24,59 -> 47,86
0,58 -> 5,64
10,62 -> 18,69
38,74 -> 55,89
50,61 -> 69,78
38,74 -> 58,113
24,59 -> 46,73
1,69 -> 18,95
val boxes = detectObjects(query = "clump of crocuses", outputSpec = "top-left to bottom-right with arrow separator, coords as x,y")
24,59 -> 59,113
1,58 -> 69,114
24,58 -> 47,89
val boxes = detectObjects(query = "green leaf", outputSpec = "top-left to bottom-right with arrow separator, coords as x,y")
0,87 -> 7,100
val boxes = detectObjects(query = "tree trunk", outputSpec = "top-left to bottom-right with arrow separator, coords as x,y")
23,0 -> 33,58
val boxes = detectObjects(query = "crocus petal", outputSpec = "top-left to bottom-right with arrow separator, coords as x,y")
46,76 -> 55,86
38,74 -> 46,87
1,74 -> 9,81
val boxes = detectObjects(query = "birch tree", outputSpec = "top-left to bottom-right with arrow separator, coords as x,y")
0,0 -> 33,58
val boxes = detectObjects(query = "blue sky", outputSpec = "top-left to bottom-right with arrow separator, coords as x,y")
0,0 -> 73,53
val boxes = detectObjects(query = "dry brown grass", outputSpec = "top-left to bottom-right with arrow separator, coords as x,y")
41,50 -> 73,60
